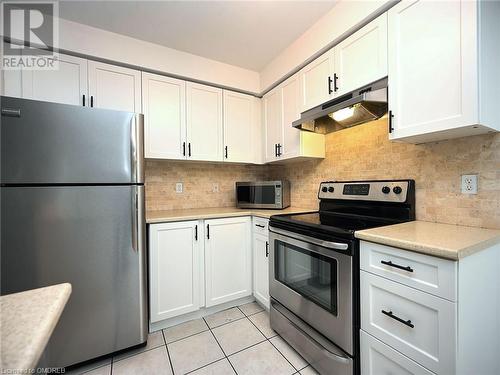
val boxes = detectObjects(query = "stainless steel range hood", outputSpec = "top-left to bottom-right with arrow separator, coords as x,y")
293,78 -> 388,134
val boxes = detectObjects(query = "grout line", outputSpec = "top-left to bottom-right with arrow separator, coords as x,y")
184,358 -> 231,375
268,336 -> 304,373
162,330 -> 176,375
163,327 -> 210,345
111,343 -> 165,364
236,304 -> 264,318
207,315 -> 247,330
203,316 -> 239,375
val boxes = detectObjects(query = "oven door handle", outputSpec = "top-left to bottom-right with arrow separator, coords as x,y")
270,227 -> 349,251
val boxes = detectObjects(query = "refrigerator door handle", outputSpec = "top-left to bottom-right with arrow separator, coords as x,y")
131,114 -> 145,184
132,189 -> 139,252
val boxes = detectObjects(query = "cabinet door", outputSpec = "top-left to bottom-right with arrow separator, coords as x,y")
334,13 -> 387,96
223,90 -> 256,163
253,233 -> 270,309
280,73 -> 302,159
205,217 -> 252,307
263,88 -> 282,163
142,72 -> 186,160
388,0 -> 476,140
88,61 -> 141,112
186,82 -> 223,161
3,52 -> 87,106
149,221 -> 202,322
360,331 -> 434,375
299,50 -> 334,112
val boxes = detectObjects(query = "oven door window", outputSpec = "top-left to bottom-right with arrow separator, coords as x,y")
275,240 -> 338,315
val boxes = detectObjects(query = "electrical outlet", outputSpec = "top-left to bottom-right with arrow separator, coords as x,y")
461,174 -> 478,194
175,182 -> 183,193
212,183 -> 219,193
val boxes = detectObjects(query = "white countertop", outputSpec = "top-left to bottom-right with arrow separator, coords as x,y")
146,206 -> 316,224
355,221 -> 500,260
1,283 -> 72,371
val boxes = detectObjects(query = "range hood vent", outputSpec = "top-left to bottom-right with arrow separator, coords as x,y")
293,78 -> 388,134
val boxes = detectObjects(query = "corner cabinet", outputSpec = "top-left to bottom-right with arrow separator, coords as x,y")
204,217 -> 252,307
149,221 -> 202,323
264,73 -> 325,163
388,0 -> 500,143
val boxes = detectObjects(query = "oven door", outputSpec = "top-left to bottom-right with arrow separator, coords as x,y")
269,227 -> 353,355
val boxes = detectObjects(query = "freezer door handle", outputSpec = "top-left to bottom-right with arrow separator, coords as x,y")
131,114 -> 145,184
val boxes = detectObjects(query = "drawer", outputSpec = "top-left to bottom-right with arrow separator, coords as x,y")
360,331 -> 435,375
360,241 -> 457,301
252,217 -> 269,235
361,271 -> 456,374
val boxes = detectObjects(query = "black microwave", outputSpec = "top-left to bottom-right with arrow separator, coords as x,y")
236,181 -> 291,209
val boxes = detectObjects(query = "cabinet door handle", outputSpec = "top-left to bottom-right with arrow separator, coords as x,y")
388,110 -> 394,133
188,143 -> 191,157
380,260 -> 413,273
333,73 -> 339,92
381,309 -> 414,328
206,224 -> 210,239
265,241 -> 269,257
182,142 -> 186,156
255,224 -> 265,228
90,95 -> 94,108
328,76 -> 333,95
195,225 -> 198,241
277,143 -> 282,157
225,146 -> 228,159
82,94 -> 86,106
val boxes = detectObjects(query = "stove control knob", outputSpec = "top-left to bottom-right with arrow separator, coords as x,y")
321,186 -> 328,193
382,186 -> 391,194
328,187 -> 334,193
393,186 -> 403,194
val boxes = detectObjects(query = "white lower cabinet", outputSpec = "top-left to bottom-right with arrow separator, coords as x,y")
361,331 -> 434,375
149,221 -> 202,323
204,217 -> 252,307
252,218 -> 270,308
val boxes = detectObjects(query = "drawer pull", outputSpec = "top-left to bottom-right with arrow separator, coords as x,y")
255,224 -> 265,228
381,260 -> 414,273
381,309 -> 414,328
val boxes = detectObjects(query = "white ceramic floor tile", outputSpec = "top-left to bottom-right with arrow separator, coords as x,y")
248,310 -> 277,338
83,364 -> 111,375
163,318 -> 208,343
168,331 -> 224,374
212,318 -> 266,355
113,331 -> 165,362
65,357 -> 112,374
112,346 -> 172,375
238,301 -> 264,316
229,341 -> 296,375
299,365 -> 320,375
204,307 -> 244,328
270,336 -> 308,371
188,358 -> 235,375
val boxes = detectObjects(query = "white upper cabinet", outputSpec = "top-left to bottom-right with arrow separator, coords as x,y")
334,13 -> 388,96
149,221 -> 202,323
88,61 -> 141,113
142,72 -> 186,160
280,73 -> 302,159
223,90 -> 259,163
2,52 -> 88,106
299,50 -> 335,112
388,0 -> 500,143
186,82 -> 223,162
204,217 -> 252,307
263,88 -> 283,163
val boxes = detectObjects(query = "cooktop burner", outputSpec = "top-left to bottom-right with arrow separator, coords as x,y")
270,180 -> 416,241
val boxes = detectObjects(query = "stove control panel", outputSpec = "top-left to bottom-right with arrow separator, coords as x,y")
318,180 -> 410,202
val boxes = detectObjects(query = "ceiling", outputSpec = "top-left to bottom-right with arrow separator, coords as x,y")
57,1 -> 337,71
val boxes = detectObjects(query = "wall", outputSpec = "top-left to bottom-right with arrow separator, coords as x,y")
145,160 -> 267,212
267,118 -> 500,230
259,0 -> 392,91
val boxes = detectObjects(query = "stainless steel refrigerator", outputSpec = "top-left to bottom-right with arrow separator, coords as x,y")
0,96 -> 148,368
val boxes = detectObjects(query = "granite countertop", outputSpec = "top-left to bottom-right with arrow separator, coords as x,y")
1,283 -> 72,371
355,221 -> 500,260
146,206 -> 316,224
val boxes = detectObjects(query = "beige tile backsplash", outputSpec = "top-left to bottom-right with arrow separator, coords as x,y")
146,118 -> 500,229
